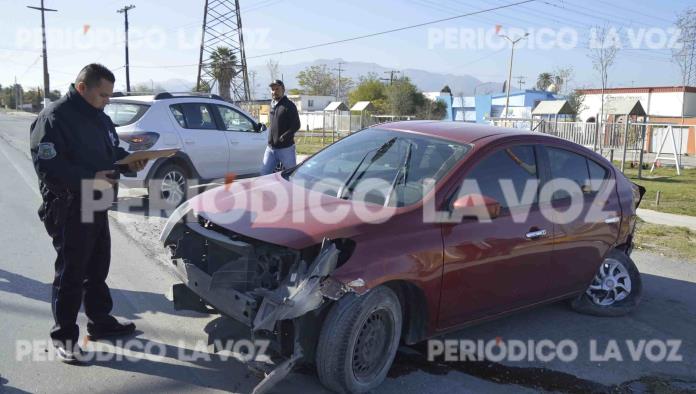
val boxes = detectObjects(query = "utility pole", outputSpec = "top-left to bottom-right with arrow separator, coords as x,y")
332,61 -> 345,102
117,5 -> 135,93
27,0 -> 57,108
14,76 -> 19,110
381,70 -> 401,85
515,75 -> 526,90
499,32 -> 529,119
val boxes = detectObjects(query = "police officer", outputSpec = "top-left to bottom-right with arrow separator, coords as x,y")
30,64 -> 147,362
261,79 -> 301,175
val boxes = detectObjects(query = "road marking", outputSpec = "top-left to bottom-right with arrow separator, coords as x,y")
0,138 -> 41,199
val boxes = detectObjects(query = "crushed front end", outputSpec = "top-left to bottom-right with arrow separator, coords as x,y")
159,201 -> 358,390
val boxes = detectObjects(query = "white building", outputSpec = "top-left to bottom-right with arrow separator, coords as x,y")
288,95 -> 335,112
577,86 -> 696,155
577,86 -> 696,122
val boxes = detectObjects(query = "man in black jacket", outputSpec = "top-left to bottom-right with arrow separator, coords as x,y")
30,63 -> 147,362
261,79 -> 301,175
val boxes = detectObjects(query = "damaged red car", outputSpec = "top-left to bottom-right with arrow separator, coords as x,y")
160,121 -> 645,393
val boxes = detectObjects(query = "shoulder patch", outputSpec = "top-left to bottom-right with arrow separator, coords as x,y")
37,142 -> 57,160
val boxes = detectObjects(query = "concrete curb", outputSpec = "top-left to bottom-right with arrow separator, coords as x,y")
637,208 -> 696,232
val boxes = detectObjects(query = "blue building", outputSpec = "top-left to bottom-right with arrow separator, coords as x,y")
430,90 -> 563,123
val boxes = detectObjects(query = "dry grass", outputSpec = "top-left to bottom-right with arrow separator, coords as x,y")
634,219 -> 696,261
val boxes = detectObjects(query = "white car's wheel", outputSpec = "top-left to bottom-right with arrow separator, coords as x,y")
149,163 -> 190,208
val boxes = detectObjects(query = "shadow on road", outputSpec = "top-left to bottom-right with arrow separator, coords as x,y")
388,272 -> 696,393
3,266 -> 696,393
64,315 -> 326,393
0,268 -> 204,321
0,375 -> 32,394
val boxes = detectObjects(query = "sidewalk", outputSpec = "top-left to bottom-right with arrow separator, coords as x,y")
637,208 -> 696,232
0,110 -> 36,117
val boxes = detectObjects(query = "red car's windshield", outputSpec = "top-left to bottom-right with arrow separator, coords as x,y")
288,128 -> 470,206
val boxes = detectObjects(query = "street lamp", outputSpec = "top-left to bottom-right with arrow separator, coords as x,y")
499,32 -> 529,119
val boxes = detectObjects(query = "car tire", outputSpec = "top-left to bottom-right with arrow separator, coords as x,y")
316,286 -> 402,394
570,249 -> 642,317
148,162 -> 191,208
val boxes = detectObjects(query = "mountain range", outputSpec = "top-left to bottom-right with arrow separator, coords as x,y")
146,58 -> 504,98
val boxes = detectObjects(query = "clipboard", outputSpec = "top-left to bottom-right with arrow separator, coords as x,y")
115,148 -> 179,165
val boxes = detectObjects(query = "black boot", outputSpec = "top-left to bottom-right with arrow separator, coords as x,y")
87,316 -> 136,340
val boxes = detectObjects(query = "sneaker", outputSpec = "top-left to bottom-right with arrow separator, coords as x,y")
87,317 -> 136,340
54,342 -> 85,364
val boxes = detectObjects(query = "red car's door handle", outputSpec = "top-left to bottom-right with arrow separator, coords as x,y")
525,229 -> 547,240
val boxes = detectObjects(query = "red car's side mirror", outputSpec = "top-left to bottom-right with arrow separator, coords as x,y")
452,194 -> 502,220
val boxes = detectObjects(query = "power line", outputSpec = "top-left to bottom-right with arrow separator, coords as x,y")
126,0 -> 537,70
593,0 -> 674,25
245,0 -> 538,59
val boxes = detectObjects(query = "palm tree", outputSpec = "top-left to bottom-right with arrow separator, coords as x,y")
209,47 -> 237,100
536,72 -> 553,91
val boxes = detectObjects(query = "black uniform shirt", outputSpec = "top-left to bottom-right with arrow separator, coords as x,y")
29,84 -> 129,199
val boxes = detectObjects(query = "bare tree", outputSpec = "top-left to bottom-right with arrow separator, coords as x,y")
266,58 -> 280,81
672,8 -> 696,87
552,66 -> 574,95
588,25 -> 620,148
248,70 -> 258,100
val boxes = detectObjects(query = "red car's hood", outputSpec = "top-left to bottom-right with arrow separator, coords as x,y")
188,173 -> 396,249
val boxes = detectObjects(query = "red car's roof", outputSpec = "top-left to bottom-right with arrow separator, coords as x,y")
374,120 -> 534,144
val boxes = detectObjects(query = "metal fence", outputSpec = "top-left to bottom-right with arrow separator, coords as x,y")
295,112 -> 414,144
488,118 -> 689,177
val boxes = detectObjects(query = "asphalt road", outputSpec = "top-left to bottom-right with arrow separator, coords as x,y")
1,111 -> 695,394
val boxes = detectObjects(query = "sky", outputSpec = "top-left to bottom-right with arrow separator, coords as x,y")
0,0 -> 692,95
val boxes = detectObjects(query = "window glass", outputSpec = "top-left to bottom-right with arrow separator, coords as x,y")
169,105 -> 186,128
587,159 -> 609,192
547,147 -> 591,199
217,105 -> 255,132
173,103 -> 217,130
463,146 -> 539,209
104,102 -> 149,126
289,128 -> 470,206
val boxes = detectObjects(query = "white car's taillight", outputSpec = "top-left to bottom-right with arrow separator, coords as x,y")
119,131 -> 160,151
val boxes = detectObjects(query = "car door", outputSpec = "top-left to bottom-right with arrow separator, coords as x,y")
438,144 -> 556,330
540,145 -> 621,297
215,105 -> 267,175
169,103 -> 229,179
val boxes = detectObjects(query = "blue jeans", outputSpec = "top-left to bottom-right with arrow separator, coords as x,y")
261,144 -> 297,175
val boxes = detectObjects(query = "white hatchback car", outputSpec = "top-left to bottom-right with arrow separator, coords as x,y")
105,92 -> 268,206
